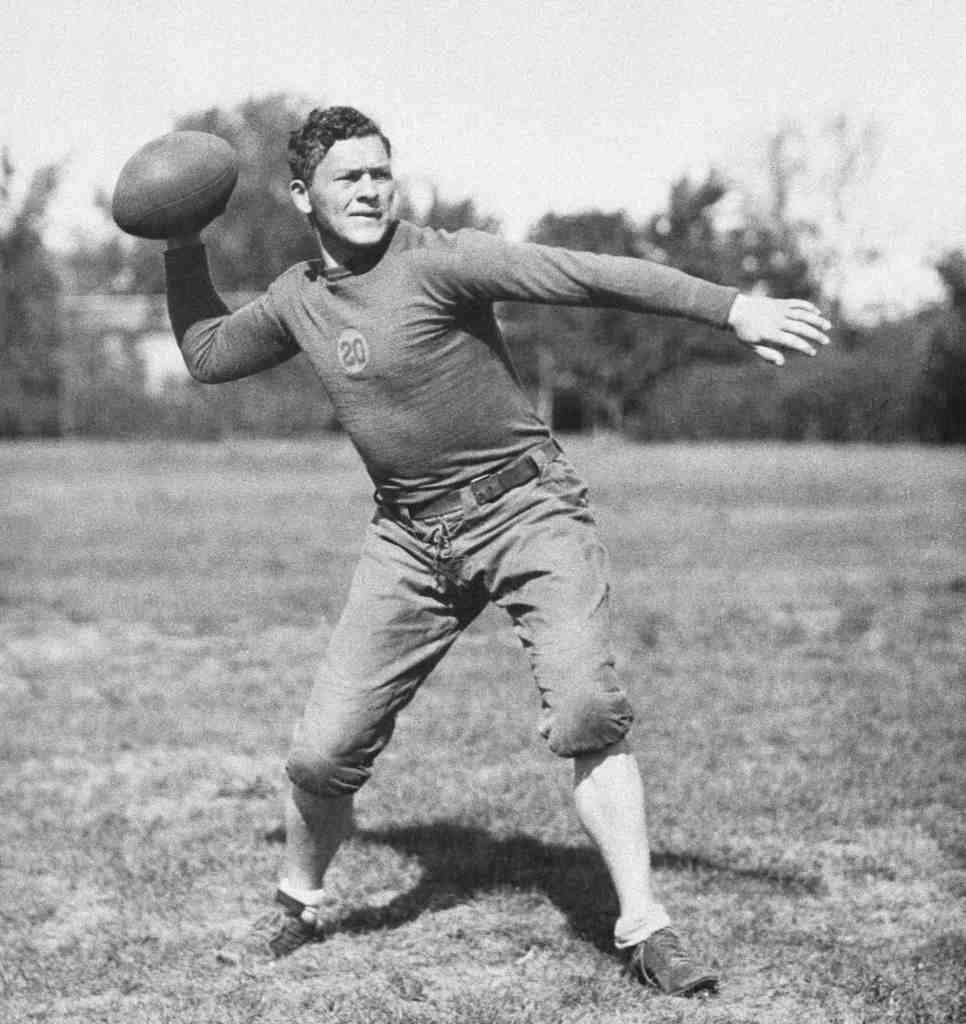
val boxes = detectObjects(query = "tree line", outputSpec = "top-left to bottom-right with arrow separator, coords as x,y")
2,94 -> 964,442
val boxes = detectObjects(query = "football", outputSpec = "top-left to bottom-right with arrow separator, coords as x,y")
112,131 -> 239,239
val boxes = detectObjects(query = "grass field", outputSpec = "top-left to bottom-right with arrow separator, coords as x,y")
1,438 -> 964,1024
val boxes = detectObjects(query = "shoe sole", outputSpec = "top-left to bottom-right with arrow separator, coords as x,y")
665,973 -> 719,997
269,916 -> 322,958
627,961 -> 720,997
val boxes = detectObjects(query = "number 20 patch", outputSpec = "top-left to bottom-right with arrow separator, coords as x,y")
336,329 -> 370,375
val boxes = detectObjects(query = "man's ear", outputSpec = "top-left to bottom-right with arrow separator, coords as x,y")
290,179 -> 312,215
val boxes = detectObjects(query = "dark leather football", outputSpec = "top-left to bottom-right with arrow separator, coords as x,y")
112,131 -> 239,239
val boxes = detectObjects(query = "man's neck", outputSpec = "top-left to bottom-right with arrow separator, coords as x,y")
316,227 -> 393,277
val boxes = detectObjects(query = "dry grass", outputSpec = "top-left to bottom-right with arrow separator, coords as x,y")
1,438 -> 964,1023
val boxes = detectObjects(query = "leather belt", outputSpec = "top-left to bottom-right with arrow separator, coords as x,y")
406,438 -> 562,520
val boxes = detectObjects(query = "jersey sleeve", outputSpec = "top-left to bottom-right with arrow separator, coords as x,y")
418,228 -> 738,328
163,244 -> 300,383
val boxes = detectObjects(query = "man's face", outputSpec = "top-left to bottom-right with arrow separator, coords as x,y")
291,135 -> 395,258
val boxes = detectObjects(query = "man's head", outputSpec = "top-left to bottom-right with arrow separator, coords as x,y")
288,106 -> 396,265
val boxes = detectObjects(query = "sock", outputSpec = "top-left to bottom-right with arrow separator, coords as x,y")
277,878 -> 327,921
613,905 -> 672,949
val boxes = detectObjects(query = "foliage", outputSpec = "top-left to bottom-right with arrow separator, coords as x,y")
173,94 -> 320,291
641,172 -> 729,282
624,246 -> 964,445
61,329 -> 149,437
916,249 -> 966,443
935,248 -> 966,304
396,181 -> 501,235
48,96 -> 962,444
150,357 -> 338,440
503,209 -> 667,430
0,150 -> 65,435
68,94 -> 318,294
629,309 -> 935,442
505,173 -> 821,431
736,115 -> 883,322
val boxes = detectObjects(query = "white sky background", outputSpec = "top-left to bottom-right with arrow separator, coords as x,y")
2,0 -> 965,317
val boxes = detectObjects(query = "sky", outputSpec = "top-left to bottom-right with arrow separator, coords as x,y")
2,0 -> 965,318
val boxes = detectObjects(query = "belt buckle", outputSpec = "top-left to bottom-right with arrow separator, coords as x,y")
470,473 -> 504,504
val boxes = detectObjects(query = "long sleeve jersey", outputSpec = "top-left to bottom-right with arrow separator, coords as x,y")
165,219 -> 738,507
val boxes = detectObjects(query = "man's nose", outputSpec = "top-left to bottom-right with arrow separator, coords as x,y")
356,173 -> 378,200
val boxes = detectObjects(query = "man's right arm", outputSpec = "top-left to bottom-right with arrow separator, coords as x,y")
164,234 -> 300,383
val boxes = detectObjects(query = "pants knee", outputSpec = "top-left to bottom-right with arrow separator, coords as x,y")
540,687 -> 634,758
285,745 -> 373,797
286,691 -> 396,797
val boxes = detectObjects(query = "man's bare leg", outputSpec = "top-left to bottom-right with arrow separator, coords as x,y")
268,786 -> 355,955
282,785 -> 354,891
572,739 -> 670,946
573,739 -> 718,995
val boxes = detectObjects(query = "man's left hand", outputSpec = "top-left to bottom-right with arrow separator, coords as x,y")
727,295 -> 832,366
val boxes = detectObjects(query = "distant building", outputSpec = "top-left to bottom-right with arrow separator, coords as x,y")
61,292 -> 336,438
64,293 -> 258,396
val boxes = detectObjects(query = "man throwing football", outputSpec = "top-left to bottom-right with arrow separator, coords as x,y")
163,106 -> 830,997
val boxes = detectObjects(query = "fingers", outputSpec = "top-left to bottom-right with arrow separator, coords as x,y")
781,318 -> 829,348
776,330 -> 818,357
786,306 -> 833,336
775,307 -> 832,356
752,344 -> 785,366
755,326 -> 823,363
738,296 -> 833,365
787,300 -> 830,325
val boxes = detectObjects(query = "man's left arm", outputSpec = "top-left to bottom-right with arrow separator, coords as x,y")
431,230 -> 830,363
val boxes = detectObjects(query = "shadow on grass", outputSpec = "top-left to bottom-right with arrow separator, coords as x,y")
347,823 -> 618,951
268,821 -> 824,953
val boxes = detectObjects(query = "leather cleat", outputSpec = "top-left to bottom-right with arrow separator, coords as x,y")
268,887 -> 325,958
625,927 -> 719,997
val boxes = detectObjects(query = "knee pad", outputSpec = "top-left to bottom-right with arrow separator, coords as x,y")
285,746 -> 373,797
540,687 -> 634,758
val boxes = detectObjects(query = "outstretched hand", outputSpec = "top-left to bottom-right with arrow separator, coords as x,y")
727,294 -> 832,366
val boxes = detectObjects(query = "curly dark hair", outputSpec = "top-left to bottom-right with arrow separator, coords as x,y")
287,106 -> 392,183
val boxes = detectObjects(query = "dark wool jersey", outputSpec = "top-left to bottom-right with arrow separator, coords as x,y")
165,220 -> 738,507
